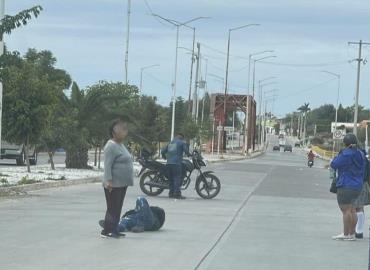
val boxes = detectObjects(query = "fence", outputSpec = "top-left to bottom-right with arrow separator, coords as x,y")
311,145 -> 338,160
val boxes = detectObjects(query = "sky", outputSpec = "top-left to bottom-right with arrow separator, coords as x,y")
5,0 -> 370,118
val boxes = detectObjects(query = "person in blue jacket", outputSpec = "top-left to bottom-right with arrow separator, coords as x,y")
99,197 -> 165,233
161,133 -> 190,199
330,133 -> 366,241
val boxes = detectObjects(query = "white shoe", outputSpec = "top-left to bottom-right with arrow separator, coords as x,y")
343,234 -> 356,241
332,233 -> 347,240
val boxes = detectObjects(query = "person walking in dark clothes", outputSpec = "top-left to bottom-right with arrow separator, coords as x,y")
161,133 -> 190,200
101,119 -> 134,238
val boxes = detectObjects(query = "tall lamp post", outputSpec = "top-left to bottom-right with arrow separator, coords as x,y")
152,14 -> 209,139
247,50 -> 274,94
223,23 -> 259,154
124,0 -> 131,84
252,55 -> 276,98
322,70 -> 340,156
140,64 -> 159,95
258,80 -> 277,145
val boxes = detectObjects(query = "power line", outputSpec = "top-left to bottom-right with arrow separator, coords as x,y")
200,43 -> 249,60
257,60 -> 348,68
145,72 -> 170,87
275,78 -> 336,100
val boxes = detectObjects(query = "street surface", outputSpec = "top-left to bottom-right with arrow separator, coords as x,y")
0,137 -> 368,269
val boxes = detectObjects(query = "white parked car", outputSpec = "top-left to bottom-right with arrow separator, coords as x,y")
0,141 -> 37,166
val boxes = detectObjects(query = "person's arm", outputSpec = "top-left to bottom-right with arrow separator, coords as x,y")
104,144 -> 115,191
330,153 -> 348,170
183,142 -> 191,157
161,145 -> 168,160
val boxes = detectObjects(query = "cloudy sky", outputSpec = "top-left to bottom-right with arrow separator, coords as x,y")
5,0 -> 370,117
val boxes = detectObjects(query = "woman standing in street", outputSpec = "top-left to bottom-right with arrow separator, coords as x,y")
331,133 -> 365,241
101,119 -> 134,238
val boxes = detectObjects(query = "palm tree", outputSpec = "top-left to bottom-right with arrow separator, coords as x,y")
298,103 -> 311,144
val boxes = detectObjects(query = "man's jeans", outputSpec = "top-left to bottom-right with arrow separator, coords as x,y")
167,164 -> 182,196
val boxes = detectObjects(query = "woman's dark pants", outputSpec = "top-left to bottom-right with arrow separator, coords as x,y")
103,187 -> 127,233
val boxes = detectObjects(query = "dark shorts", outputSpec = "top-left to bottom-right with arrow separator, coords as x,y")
337,188 -> 361,206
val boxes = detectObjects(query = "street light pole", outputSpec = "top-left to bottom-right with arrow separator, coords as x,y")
124,0 -> 131,84
322,70 -> 340,156
258,80 -> 277,146
252,55 -> 276,98
223,23 -> 259,154
247,50 -> 274,94
170,25 -> 180,140
152,14 -> 210,139
140,64 -> 160,95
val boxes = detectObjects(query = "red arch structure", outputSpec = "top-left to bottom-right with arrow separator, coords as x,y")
209,93 -> 256,154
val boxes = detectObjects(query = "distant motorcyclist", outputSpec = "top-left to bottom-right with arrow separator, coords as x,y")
308,150 -> 315,166
308,150 -> 315,160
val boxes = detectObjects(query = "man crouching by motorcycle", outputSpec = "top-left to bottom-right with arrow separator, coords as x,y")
161,132 -> 190,200
308,150 -> 315,167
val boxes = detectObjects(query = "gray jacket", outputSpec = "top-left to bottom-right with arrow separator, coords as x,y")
103,140 -> 134,188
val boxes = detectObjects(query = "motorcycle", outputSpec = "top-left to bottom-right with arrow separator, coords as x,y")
308,160 -> 314,168
137,149 -> 221,199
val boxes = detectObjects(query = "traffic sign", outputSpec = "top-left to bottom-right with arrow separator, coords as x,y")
333,129 -> 346,139
217,126 -> 234,132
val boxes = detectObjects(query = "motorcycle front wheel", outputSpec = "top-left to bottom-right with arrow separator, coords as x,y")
195,173 -> 221,199
139,171 -> 165,196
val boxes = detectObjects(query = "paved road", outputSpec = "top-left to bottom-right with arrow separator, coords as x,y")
0,139 -> 368,269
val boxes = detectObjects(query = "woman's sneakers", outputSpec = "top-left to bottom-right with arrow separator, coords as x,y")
100,230 -> 126,239
332,233 -> 356,241
100,230 -> 120,239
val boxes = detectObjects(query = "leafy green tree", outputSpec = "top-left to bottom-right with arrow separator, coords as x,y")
1,53 -> 57,172
0,6 -> 42,38
26,50 -> 73,170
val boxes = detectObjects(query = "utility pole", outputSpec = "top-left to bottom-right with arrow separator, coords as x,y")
349,40 -> 370,135
201,58 -> 208,126
124,0 -> 131,84
192,42 -> 201,119
188,28 -> 196,112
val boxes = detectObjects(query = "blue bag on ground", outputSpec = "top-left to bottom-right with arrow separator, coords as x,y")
117,197 -> 165,232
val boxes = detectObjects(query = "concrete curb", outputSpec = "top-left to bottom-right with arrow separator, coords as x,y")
0,177 -> 101,197
206,150 -> 265,164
